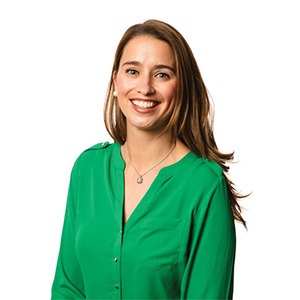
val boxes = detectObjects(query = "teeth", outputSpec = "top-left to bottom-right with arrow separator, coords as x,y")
132,100 -> 157,108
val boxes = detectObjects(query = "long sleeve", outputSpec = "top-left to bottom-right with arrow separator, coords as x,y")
180,176 -> 236,300
51,163 -> 85,299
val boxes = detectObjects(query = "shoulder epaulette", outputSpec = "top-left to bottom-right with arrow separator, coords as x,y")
83,141 -> 111,153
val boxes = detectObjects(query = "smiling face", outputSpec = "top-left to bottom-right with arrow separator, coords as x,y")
113,35 -> 177,135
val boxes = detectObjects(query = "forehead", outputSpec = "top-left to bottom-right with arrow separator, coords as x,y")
120,35 -> 175,66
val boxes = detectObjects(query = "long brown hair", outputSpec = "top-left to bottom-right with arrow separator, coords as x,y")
104,19 -> 247,227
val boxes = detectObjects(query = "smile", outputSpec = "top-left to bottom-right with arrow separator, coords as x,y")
131,100 -> 159,109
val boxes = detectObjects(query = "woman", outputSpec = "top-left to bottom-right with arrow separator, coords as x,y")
51,19 -> 246,299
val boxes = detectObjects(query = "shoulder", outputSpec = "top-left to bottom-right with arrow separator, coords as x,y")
83,140 -> 117,154
202,157 -> 223,178
84,141 -> 113,151
80,141 -> 115,157
188,156 -> 230,213
175,152 -> 225,195
72,141 -> 119,171
191,154 -> 223,182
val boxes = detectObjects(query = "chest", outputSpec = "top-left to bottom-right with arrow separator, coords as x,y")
123,168 -> 159,223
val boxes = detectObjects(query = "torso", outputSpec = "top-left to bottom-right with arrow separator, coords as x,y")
123,168 -> 158,223
122,141 -> 190,223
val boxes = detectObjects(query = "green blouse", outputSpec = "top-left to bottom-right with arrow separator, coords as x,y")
51,142 -> 236,299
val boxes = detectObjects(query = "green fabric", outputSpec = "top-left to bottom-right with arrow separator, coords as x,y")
51,142 -> 236,299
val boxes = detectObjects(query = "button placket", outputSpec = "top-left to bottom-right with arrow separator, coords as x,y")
112,165 -> 125,298
113,228 -> 123,298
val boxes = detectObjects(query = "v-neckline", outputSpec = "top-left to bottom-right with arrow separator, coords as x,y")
113,143 -> 196,231
123,171 -> 166,229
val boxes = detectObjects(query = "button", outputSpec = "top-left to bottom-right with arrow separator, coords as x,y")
100,141 -> 109,148
114,284 -> 119,289
114,257 -> 118,262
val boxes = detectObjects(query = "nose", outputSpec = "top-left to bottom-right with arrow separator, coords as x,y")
137,75 -> 155,95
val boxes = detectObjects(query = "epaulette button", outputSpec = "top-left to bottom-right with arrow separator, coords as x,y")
101,141 -> 109,148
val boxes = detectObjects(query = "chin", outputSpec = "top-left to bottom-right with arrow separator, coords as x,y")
128,117 -> 170,133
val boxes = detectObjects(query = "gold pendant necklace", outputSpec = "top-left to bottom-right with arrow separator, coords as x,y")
125,143 -> 176,184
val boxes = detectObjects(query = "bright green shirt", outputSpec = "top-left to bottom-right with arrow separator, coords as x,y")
51,142 -> 236,299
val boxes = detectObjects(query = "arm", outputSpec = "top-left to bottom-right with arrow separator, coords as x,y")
181,176 -> 236,299
51,164 -> 85,299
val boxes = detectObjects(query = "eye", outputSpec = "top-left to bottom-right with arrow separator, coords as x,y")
156,72 -> 170,79
126,69 -> 138,75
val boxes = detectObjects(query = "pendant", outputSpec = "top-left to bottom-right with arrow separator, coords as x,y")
137,175 -> 143,184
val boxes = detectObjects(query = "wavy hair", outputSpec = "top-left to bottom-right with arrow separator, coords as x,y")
104,19 -> 247,227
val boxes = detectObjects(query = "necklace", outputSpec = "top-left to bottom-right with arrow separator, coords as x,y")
125,143 -> 176,184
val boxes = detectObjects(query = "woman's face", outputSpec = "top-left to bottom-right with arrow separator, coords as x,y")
113,35 -> 177,134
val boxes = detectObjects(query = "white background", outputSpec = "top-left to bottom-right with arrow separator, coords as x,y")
1,1 -> 299,299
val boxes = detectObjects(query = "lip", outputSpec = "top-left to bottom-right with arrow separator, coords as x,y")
130,98 -> 160,113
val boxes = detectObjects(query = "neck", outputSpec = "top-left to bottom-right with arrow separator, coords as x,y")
123,129 -> 175,169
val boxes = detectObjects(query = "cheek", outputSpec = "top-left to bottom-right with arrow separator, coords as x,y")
162,84 -> 177,104
115,76 -> 133,94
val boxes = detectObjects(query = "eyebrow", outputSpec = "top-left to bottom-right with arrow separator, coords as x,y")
121,60 -> 176,73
